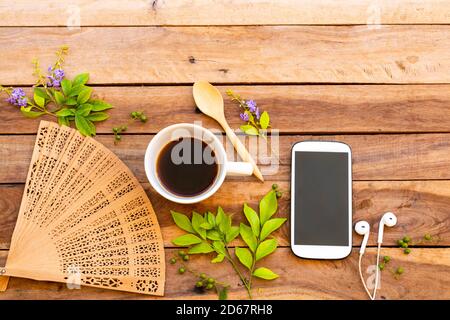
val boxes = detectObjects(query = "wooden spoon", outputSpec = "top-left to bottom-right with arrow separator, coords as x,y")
193,81 -> 264,182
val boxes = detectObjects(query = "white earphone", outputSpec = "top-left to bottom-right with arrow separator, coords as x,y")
355,221 -> 370,254
355,212 -> 397,300
377,212 -> 397,244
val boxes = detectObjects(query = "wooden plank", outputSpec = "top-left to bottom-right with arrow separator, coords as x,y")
0,248 -> 449,300
1,1 -> 449,26
2,85 -> 450,134
2,134 -> 450,183
1,180 -> 449,249
1,26 -> 449,84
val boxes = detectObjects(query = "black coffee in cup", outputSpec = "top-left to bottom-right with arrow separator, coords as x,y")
156,137 -> 218,197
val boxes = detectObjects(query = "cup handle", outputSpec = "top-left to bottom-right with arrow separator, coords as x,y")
226,161 -> 254,176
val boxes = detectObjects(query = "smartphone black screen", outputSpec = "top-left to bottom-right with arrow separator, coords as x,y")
294,151 -> 349,246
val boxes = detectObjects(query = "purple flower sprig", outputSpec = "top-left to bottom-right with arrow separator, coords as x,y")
226,89 -> 270,136
32,45 -> 68,90
1,85 -> 54,118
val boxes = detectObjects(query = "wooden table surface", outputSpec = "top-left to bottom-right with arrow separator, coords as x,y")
0,0 -> 449,300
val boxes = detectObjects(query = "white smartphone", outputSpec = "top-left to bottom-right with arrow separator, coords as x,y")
290,141 -> 352,259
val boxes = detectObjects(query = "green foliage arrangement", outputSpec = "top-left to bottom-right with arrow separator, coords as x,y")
170,186 -> 286,299
0,45 -> 112,136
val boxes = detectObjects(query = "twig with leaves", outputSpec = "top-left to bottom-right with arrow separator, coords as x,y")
170,185 -> 286,299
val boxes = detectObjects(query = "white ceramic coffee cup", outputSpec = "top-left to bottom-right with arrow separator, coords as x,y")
145,123 -> 253,204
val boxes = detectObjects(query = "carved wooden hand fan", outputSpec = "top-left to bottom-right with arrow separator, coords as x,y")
0,121 -> 165,296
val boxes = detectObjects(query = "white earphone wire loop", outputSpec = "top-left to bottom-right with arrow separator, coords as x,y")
358,253 -> 373,300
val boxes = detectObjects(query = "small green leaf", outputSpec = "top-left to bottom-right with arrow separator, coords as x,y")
206,230 -> 222,241
188,241 -> 214,254
240,223 -> 257,252
86,112 -> 109,122
54,91 -> 65,105
200,222 -> 213,230
172,234 -> 202,246
259,111 -> 270,129
33,92 -> 45,108
20,106 -> 45,118
55,108 -> 74,117
216,207 -> 225,225
77,87 -> 92,104
57,116 -> 70,126
212,241 -> 226,255
218,287 -> 228,300
90,99 -> 113,111
68,84 -> 87,97
260,218 -> 287,241
65,97 -> 78,105
207,212 -> 215,227
192,212 -> 206,239
211,254 -> 225,263
74,114 -> 95,136
219,213 -> 231,234
76,104 -> 92,117
72,73 -> 89,87
61,79 -> 72,96
255,238 -> 277,261
225,226 -> 240,243
235,247 -> 253,270
243,203 -> 260,237
34,87 -> 50,100
170,211 -> 195,233
253,267 -> 278,280
240,124 -> 259,136
260,190 -> 278,225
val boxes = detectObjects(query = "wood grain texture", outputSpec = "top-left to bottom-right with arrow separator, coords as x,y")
0,248 -> 449,300
2,133 -> 450,183
1,0 -> 449,26
1,1 -> 449,301
0,276 -> 8,292
2,85 -> 450,134
1,26 -> 449,85
1,181 -> 449,249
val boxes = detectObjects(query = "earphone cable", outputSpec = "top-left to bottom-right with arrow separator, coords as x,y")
372,243 -> 382,300
358,253 -> 373,300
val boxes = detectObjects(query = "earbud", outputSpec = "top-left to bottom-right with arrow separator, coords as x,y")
356,212 -> 398,300
377,212 -> 397,244
355,221 -> 370,254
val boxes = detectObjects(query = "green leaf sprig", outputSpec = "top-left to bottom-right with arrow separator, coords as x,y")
0,45 -> 112,136
170,185 -> 286,299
